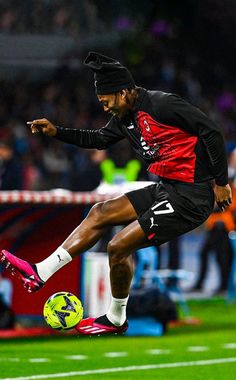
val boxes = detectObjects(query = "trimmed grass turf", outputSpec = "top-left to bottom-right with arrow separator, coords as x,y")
0,298 -> 236,380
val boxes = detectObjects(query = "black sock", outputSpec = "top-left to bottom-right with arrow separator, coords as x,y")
31,264 -> 44,283
95,315 -> 127,327
95,315 -> 116,327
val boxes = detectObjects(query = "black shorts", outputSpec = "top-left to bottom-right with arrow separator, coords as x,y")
125,180 -> 215,245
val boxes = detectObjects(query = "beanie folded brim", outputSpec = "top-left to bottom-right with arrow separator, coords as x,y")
84,51 -> 135,94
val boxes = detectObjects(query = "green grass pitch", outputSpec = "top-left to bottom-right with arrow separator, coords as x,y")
0,298 -> 236,380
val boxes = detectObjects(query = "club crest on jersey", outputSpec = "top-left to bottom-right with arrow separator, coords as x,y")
143,119 -> 150,131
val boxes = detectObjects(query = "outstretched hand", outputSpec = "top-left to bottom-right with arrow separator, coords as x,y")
214,184 -> 232,211
27,118 -> 57,137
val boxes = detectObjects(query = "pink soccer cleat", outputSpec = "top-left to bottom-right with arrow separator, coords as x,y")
75,315 -> 128,336
0,250 -> 44,292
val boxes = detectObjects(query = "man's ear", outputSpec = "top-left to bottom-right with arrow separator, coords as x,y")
120,89 -> 126,98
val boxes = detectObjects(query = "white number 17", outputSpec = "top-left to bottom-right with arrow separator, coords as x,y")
151,200 -> 174,215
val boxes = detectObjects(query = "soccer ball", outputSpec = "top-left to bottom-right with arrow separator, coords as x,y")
43,292 -> 83,330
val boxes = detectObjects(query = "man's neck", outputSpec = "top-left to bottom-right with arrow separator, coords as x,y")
130,88 -> 140,110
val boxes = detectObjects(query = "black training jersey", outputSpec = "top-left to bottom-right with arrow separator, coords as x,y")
55,88 -> 228,185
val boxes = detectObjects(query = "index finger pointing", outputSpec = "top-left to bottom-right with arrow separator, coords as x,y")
27,119 -> 48,125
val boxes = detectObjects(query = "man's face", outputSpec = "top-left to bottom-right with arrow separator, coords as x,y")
97,91 -> 131,118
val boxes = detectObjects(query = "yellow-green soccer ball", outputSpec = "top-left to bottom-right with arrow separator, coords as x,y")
43,292 -> 83,330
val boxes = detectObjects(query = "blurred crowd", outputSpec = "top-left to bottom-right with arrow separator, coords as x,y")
0,0 -> 104,36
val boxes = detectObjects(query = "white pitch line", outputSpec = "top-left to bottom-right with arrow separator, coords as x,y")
104,352 -> 128,358
223,343 -> 236,349
64,355 -> 88,360
1,357 -> 236,380
28,359 -> 50,363
187,346 -> 209,352
146,349 -> 171,355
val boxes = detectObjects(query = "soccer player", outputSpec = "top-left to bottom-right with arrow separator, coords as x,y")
0,52 -> 232,335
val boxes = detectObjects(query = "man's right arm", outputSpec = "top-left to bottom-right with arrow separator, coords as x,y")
27,118 -> 125,150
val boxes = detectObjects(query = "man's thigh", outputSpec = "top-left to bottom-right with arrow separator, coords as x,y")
126,183 -> 197,245
108,220 -> 149,257
94,194 -> 139,225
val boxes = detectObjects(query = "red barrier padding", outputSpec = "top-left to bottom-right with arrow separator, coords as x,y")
0,193 -> 101,316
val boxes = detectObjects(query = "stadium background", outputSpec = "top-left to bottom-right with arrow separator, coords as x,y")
0,1 -> 236,379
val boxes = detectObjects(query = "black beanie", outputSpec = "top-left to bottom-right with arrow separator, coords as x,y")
84,52 -> 135,95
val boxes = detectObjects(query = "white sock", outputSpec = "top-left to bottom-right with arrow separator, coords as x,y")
36,246 -> 72,282
107,296 -> 129,326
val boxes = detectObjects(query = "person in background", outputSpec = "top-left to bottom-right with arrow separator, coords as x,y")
0,141 -> 23,190
192,206 -> 234,294
192,151 -> 236,294
70,149 -> 106,191
0,264 -> 15,329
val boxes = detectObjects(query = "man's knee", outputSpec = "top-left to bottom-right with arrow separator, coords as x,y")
87,201 -> 113,227
107,238 -> 126,264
